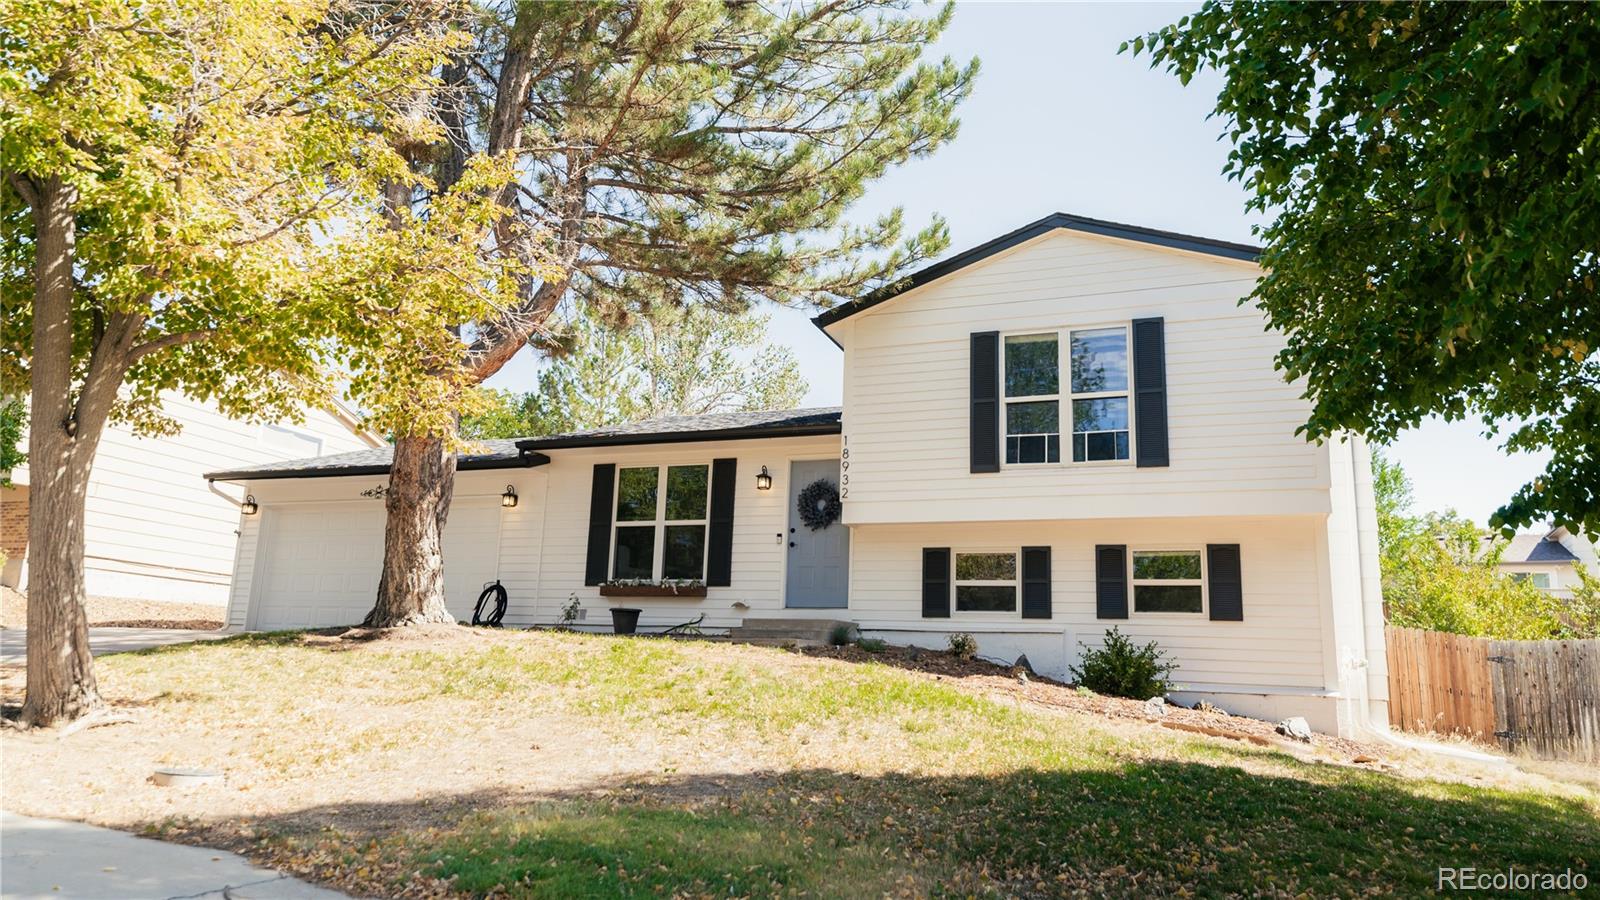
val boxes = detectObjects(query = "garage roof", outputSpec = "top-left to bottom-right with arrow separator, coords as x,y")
205,407 -> 843,481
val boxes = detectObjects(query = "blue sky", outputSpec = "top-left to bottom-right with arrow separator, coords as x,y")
487,2 -> 1552,529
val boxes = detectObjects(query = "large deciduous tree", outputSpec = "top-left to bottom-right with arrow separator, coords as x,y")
363,0 -> 976,627
461,303 -> 809,439
1134,3 -> 1600,534
0,0 -> 464,726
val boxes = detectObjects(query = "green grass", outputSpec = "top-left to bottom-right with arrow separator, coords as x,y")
105,631 -> 1600,897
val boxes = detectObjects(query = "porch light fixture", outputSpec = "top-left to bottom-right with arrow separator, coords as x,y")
501,484 -> 519,508
755,466 -> 773,491
240,495 -> 259,516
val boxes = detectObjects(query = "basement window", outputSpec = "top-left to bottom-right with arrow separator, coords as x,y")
954,551 -> 1018,613
1132,549 -> 1204,614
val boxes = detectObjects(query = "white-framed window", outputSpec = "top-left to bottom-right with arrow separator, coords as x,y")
1068,326 -> 1131,462
1001,324 -> 1132,466
1131,549 -> 1205,614
1003,333 -> 1061,464
1510,572 -> 1553,590
611,464 -> 710,581
954,551 -> 1018,613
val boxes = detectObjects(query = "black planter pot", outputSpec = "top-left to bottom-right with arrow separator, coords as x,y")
610,607 -> 642,635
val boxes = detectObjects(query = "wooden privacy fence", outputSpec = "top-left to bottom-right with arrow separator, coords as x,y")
1385,626 -> 1600,762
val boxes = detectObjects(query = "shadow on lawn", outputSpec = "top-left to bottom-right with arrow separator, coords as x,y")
167,754 -> 1600,898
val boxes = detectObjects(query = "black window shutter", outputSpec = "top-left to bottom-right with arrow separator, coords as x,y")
970,331 -> 1000,473
922,548 -> 951,618
1207,544 -> 1243,621
1095,544 -> 1128,619
1021,546 -> 1052,619
584,463 -> 616,586
705,458 -> 737,587
1131,317 -> 1169,468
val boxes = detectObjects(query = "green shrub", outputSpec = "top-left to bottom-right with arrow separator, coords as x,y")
947,632 -> 977,660
828,623 -> 853,647
1070,627 -> 1177,700
856,637 -> 887,653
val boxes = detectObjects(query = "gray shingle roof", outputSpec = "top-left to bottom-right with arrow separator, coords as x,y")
1501,532 -> 1580,563
206,407 -> 841,481
514,406 -> 841,450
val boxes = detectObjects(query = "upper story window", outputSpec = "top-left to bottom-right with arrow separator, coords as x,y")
1509,572 -> 1553,590
1003,326 -> 1132,466
613,464 -> 710,581
1003,333 -> 1060,464
1070,327 -> 1131,462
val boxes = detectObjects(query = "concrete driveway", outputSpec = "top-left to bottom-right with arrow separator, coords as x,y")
0,627 -> 227,665
1,811 -> 344,899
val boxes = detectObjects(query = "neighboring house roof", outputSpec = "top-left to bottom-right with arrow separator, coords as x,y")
811,211 -> 1263,332
1498,532 -> 1581,564
205,407 -> 843,481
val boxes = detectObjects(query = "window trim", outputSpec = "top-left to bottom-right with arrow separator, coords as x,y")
999,322 -> 1136,469
610,464 -> 711,581
1129,547 -> 1207,616
1000,333 -> 1062,466
952,548 -> 1021,616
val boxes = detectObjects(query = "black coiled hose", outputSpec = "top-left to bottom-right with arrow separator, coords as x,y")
472,580 -> 508,627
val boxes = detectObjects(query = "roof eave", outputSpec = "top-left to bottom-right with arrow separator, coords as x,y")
513,421 -> 841,452
205,451 -> 550,483
812,212 -> 1262,331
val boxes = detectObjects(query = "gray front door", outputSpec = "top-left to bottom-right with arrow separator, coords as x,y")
786,459 -> 849,608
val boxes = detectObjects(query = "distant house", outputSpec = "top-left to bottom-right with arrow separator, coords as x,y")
1492,527 -> 1597,599
1,393 -> 378,605
207,213 -> 1394,739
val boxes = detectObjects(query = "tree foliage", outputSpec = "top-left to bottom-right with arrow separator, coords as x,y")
0,398 -> 22,485
1372,451 -> 1591,639
0,0 -> 469,723
1135,3 -> 1600,535
461,304 -> 809,439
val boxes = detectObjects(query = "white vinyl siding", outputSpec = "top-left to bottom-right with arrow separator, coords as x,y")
831,229 -> 1329,524
22,391 -> 375,605
235,434 -> 842,632
848,516 -> 1328,691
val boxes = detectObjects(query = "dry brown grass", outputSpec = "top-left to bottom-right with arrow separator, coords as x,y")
2,628 -> 1596,898
1,586 -> 223,629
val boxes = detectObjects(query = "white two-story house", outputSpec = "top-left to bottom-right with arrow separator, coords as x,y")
207,214 -> 1390,737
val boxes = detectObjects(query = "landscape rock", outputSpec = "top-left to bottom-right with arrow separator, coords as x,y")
1276,716 -> 1313,742
1144,695 -> 1168,718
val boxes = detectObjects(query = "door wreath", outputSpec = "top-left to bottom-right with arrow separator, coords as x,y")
796,478 -> 842,530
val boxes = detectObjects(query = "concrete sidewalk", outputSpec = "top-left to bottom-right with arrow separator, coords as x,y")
1,811 -> 346,899
0,627 -> 227,665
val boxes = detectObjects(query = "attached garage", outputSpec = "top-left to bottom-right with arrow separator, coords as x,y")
247,499 -> 504,630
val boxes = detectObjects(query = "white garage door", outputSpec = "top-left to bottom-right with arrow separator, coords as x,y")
250,500 -> 504,630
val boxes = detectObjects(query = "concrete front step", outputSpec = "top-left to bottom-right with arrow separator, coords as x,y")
728,617 -> 855,643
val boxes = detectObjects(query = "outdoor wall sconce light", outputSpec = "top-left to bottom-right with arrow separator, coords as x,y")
240,495 -> 259,516
755,466 -> 773,491
501,484 -> 519,508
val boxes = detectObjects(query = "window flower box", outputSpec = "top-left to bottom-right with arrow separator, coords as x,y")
599,580 -> 707,599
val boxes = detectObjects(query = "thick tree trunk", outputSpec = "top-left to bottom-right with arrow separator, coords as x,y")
365,431 -> 458,627
21,176 -> 105,727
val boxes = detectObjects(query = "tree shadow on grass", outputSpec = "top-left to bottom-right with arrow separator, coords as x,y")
155,752 -> 1600,899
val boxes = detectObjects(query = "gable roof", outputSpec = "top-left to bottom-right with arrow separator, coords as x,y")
1499,532 -> 1581,564
811,212 -> 1262,332
206,407 -> 842,481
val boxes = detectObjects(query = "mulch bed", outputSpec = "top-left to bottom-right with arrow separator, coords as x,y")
799,642 -> 1382,762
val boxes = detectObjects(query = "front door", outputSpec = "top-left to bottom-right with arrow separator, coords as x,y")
786,459 -> 849,608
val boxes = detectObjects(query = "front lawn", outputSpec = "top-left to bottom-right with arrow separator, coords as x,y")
3,628 -> 1596,897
